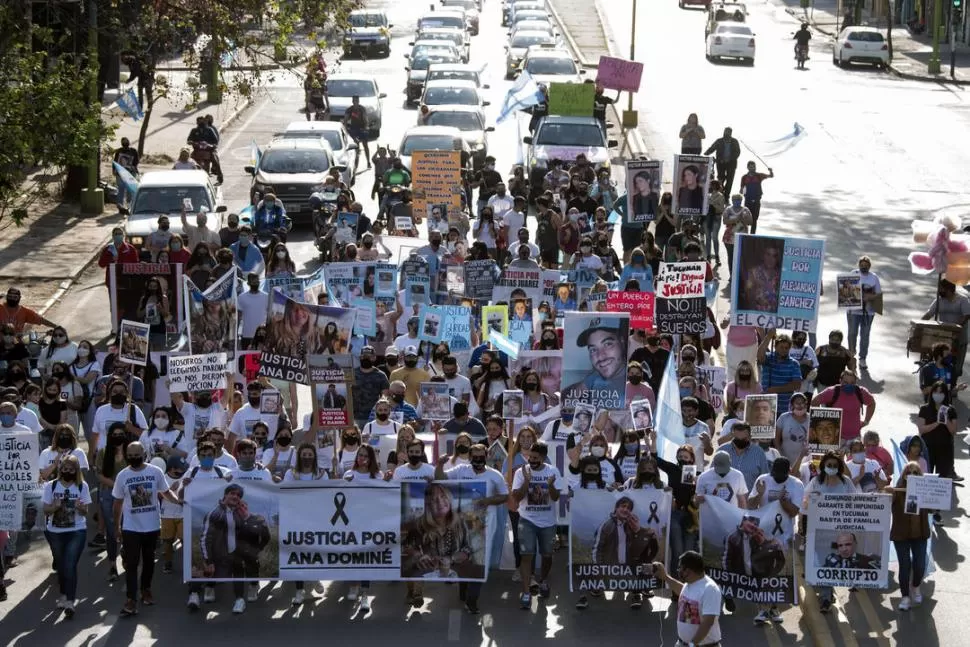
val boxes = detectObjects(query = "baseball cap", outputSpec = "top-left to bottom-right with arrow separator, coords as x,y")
576,317 -> 624,347
404,345 -> 419,357
166,456 -> 188,472
361,345 -> 376,354
712,452 -> 732,471
385,347 -> 400,357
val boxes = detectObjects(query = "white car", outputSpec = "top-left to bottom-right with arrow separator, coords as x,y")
505,30 -> 557,79
705,22 -> 755,65
420,80 -> 490,108
124,170 -> 225,250
833,26 -> 889,68
519,46 -> 585,84
278,122 -> 359,186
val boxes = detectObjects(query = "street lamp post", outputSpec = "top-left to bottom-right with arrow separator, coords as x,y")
929,0 -> 943,73
622,0 -> 639,133
80,0 -> 104,214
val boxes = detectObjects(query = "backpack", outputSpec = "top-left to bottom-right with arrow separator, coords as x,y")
826,386 -> 864,408
189,465 -> 227,479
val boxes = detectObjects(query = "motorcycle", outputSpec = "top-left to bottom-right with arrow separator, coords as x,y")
381,184 -> 409,220
253,216 -> 293,264
311,187 -> 343,240
190,141 -> 216,174
795,43 -> 809,69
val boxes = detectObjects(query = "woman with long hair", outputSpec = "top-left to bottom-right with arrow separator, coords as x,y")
37,377 -> 67,448
69,342 -> 101,443
315,319 -> 341,355
519,369 -> 548,416
476,361 -> 510,417
39,424 -> 89,481
473,206 -> 500,258
50,360 -> 83,432
266,243 -> 296,277
724,360 -> 762,414
342,444 -> 382,611
266,300 -> 313,357
614,429 -> 645,481
42,454 -> 90,616
283,442 -> 328,607
136,275 -> 170,350
386,424 -> 418,472
95,421 -> 131,581
39,326 -> 78,377
917,380 -> 959,482
886,461 -> 931,611
186,243 -> 216,287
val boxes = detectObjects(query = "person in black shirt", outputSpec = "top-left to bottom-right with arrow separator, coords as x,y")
630,334 -> 669,394
186,117 -> 223,183
342,96 -> 372,169
471,156 -> 502,217
591,82 -> 619,126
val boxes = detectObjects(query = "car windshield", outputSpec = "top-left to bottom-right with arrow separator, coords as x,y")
133,186 -> 212,214
401,135 -> 459,154
717,24 -> 752,34
418,32 -> 462,45
424,87 -> 479,105
426,111 -> 484,130
349,13 -> 385,27
512,34 -> 553,48
443,0 -> 476,9
847,30 -> 884,42
535,123 -> 604,147
514,12 -> 549,23
326,80 -> 377,97
259,150 -> 331,174
280,131 -> 342,151
525,57 -> 576,75
514,22 -> 553,35
412,51 -> 460,70
428,71 -> 478,84
419,16 -> 465,30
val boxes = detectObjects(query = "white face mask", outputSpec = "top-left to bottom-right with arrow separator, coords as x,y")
154,417 -> 169,430
590,446 -> 606,458
932,392 -> 945,404
276,250 -> 287,259
77,347 -> 90,358
824,466 -> 839,476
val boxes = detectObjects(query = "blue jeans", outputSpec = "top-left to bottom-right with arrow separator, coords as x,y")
669,508 -> 698,564
46,529 -> 86,600
99,488 -> 119,563
894,538 -> 928,596
846,312 -> 874,360
704,211 -> 721,260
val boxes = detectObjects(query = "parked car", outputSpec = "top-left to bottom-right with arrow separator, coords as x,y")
833,26 -> 889,68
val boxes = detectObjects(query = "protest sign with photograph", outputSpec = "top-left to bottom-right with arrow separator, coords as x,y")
418,304 -> 445,344
482,305 -> 509,342
502,389 -> 525,419
806,493 -> 891,589
464,259 -> 496,300
625,159 -> 662,224
325,262 -> 365,308
671,154 -> 711,217
547,82 -> 595,117
419,382 -> 452,420
412,150 -> 463,222
494,267 -> 544,304
508,298 -> 534,347
905,475 -> 953,512
119,319 -> 151,366
511,351 -> 563,405
596,55 -> 644,92
309,357 -> 352,428
655,262 -> 707,334
836,274 -> 862,309
681,465 -> 697,485
570,402 -> 597,437
744,394 -> 778,440
400,480 -> 489,582
260,289 -> 356,384
109,263 -> 184,334
0,433 -> 38,531
402,255 -> 431,306
427,204 -> 449,233
606,290 -> 655,329
561,312 -> 630,410
630,399 -> 654,431
809,407 -> 843,452
351,297 -> 377,337
333,212 -> 359,245
569,488 -> 670,593
731,234 -> 825,332
185,269 -> 237,357
699,495 -> 797,604
375,263 -> 398,298
167,353 -> 228,393
445,264 -> 464,296
487,440 -> 508,472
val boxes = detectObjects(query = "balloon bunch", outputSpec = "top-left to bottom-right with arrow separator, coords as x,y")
909,214 -> 970,284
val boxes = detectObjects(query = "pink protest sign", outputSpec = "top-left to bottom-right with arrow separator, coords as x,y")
596,56 -> 644,93
606,291 -> 655,329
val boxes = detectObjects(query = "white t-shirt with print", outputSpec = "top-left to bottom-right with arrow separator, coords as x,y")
42,479 -> 92,533
263,446 -> 297,478
511,463 -> 565,528
676,575 -> 723,643
39,448 -> 89,472
111,464 -> 169,533
230,466 -> 273,482
695,467 -> 749,507
283,470 -> 327,482
682,420 -> 711,470
391,463 -> 436,482
752,473 -> 805,510
139,428 -> 185,459
94,403 -> 149,450
845,458 -> 886,493
16,407 -> 42,433
229,404 -> 278,441
188,448 -> 237,471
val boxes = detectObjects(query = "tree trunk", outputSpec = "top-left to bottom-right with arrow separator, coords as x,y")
887,0 -> 894,61
137,98 -> 153,157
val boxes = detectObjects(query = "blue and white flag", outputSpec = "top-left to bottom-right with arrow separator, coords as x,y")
653,351 -> 683,462
889,439 -> 936,578
490,329 -> 521,360
249,139 -> 262,167
115,88 -> 143,121
112,161 -> 139,197
497,70 -> 544,124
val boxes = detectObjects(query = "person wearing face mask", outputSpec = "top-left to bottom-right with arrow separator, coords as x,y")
68,341 -> 101,442
362,398 -> 402,443
111,442 -> 175,617
389,347 -> 431,407
37,378 -> 68,447
568,433 -> 622,488
842,438 -> 888,493
176,391 -> 227,447
354,346 -> 391,428
439,355 -> 473,408
358,232 -> 379,261
654,551 -> 723,646
266,243 -> 296,278
679,397 -> 715,470
39,423 -> 89,481
237,273 -> 269,350
134,276 -> 171,351
811,369 -> 875,447
0,324 -> 29,368
263,427 -> 296,482
613,430 -> 646,482
392,440 -> 436,482
92,381 -> 147,461
507,231 -> 542,272
802,451 -> 859,613
166,234 -> 191,265
42,454 -> 91,617
720,422 -> 769,491
180,208 -> 222,254
443,401 -> 487,440
774,393 -> 811,464
788,330 -> 819,395
189,429 -> 237,471
695,450 -> 749,510
441,433 -> 475,470
571,236 -> 606,274
228,381 -> 281,447
415,231 -> 447,285
159,456 -> 188,575
219,213 -> 241,248
756,331 -> 803,420
227,224 -> 263,274
39,326 -> 78,377
281,442 -> 330,606
626,362 -> 656,413
813,329 -> 856,391
886,461 -> 932,611
843,255 -> 882,371
147,215 -> 174,259
335,427 -> 364,476
140,407 -> 187,461
98,227 -> 140,286
0,288 -> 58,332
648,432 -> 700,560
471,156 -> 503,217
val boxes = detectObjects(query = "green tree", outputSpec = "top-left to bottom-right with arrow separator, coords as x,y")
0,5 -> 107,227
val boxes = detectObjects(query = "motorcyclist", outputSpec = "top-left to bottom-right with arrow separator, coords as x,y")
252,193 -> 288,237
186,116 -> 223,183
793,23 -> 812,59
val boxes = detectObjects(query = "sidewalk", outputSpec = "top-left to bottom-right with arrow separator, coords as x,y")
781,0 -> 970,83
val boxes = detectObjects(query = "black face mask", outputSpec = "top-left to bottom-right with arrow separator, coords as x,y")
376,411 -> 390,421
360,358 -> 374,369
364,241 -> 373,248
733,437 -> 750,450
111,435 -> 126,446
772,468 -> 788,483
386,358 -> 398,367
6,298 -> 20,307
276,436 -> 292,446
628,374 -> 642,384
110,393 -> 127,406
126,456 -> 144,467
471,457 -> 486,469
196,395 -> 212,408
455,445 -> 470,455
453,404 -> 468,418
408,454 -> 423,466
528,460 -> 544,470
248,396 -> 261,407
56,436 -> 72,449
52,372 -> 65,379
60,470 -> 76,481
392,394 -> 404,404
404,359 -> 418,368
343,435 -> 359,445
525,382 -> 539,391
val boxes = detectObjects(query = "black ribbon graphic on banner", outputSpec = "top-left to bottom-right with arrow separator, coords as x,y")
772,514 -> 784,536
647,501 -> 660,524
330,492 -> 349,526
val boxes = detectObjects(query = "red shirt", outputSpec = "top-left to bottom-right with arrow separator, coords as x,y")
98,242 -> 140,284
168,248 -> 192,266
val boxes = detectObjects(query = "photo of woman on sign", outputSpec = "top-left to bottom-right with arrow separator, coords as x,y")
677,165 -> 705,213
400,482 -> 485,581
737,236 -> 784,314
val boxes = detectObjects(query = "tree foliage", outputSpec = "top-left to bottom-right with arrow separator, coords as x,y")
0,4 -> 107,227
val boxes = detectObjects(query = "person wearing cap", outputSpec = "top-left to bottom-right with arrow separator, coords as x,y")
390,347 -> 431,407
354,346 -> 390,428
562,318 -> 628,405
471,155 -> 502,218
160,456 -> 188,575
371,381 -> 418,424
380,346 -> 400,379
393,315 -> 423,354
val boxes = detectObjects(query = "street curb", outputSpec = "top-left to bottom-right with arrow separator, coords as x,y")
39,95 -> 254,318
544,0 -> 601,69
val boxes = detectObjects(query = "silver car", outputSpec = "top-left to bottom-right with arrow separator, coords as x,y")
324,75 -> 387,138
505,30 -> 556,79
421,105 -> 494,170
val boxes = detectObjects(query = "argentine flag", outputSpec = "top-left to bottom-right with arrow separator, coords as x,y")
653,352 -> 684,462
496,70 -> 544,124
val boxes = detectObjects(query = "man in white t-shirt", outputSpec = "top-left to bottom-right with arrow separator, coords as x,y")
437,442 -> 510,615
441,356 -> 473,405
111,442 -> 173,617
681,397 -> 714,470
229,381 -> 280,445
695,451 -> 749,509
487,183 -> 514,220
92,380 -> 148,457
238,273 -> 269,349
230,439 -> 272,483
390,440 -> 435,482
511,441 -> 564,609
178,391 -> 227,443
748,456 -> 803,625
655,551 -> 722,646
0,400 -> 32,434
362,399 -> 402,441
189,429 -> 238,471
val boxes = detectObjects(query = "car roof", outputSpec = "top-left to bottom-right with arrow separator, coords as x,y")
511,30 -> 555,40
419,9 -> 466,19
714,21 -> 752,28
427,104 -> 484,114
263,138 -> 334,153
843,26 -> 883,32
423,79 -> 480,89
402,125 -> 465,137
428,63 -> 480,72
412,40 -> 460,50
284,121 -> 344,133
325,73 -> 377,83
538,115 -> 603,126
139,170 -> 211,187
523,46 -> 572,58
350,9 -> 386,15
417,27 -> 463,35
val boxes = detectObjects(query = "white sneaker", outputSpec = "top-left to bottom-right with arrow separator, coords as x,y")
511,570 -> 522,583
754,609 -> 770,625
232,598 -> 246,614
360,595 -> 371,612
769,606 -> 784,623
292,590 -> 306,606
899,596 -> 911,611
247,583 -> 259,602
203,586 -> 216,603
912,587 -> 923,606
56,594 -> 68,609
347,585 -> 359,601
187,592 -> 201,611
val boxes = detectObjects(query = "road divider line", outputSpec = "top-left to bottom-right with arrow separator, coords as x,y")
834,594 -> 861,647
856,589 -> 893,647
796,552 -> 836,647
